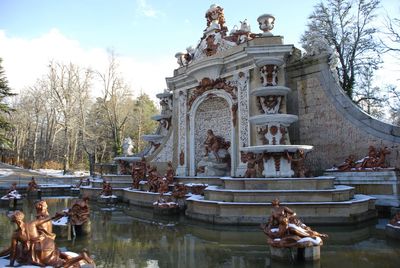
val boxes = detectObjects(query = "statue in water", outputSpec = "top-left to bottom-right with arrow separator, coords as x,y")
0,209 -> 94,267
261,198 -> 328,248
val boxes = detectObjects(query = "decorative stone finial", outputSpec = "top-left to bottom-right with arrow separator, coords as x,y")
257,14 -> 275,36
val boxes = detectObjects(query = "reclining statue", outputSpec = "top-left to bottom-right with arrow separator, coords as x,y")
0,210 -> 94,267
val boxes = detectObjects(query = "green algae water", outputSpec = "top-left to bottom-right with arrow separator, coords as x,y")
0,197 -> 399,268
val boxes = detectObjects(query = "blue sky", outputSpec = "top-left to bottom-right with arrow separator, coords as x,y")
0,0 -> 399,99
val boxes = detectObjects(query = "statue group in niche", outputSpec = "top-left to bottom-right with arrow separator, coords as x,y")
334,146 -> 391,171
261,198 -> 328,248
203,129 -> 231,162
0,200 -> 94,267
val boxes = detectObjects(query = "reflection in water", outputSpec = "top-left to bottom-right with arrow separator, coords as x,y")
0,197 -> 399,268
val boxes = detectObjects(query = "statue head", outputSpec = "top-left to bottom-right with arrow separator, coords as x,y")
35,200 -> 48,212
10,210 -> 24,224
271,198 -> 280,206
82,195 -> 90,202
205,4 -> 225,27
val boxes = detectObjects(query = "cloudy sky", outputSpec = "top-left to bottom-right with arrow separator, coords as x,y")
0,0 -> 399,101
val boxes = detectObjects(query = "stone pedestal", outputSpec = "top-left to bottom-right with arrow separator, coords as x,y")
325,169 -> 400,207
269,245 -> 321,261
386,224 -> 400,240
197,149 -> 230,176
263,156 -> 294,177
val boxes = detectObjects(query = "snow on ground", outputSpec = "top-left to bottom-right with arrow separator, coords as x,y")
0,168 -> 15,177
30,169 -> 89,177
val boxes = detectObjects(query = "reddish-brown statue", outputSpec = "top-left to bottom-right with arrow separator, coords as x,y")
27,177 -> 39,193
172,183 -> 188,199
389,212 -> 400,226
0,210 -> 94,267
165,161 -> 175,184
203,129 -> 230,161
100,181 -> 113,196
262,198 -> 327,248
335,146 -> 391,171
67,196 -> 90,226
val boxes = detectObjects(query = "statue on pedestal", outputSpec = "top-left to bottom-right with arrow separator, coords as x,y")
65,196 -> 91,237
261,198 -> 328,248
100,181 -> 113,197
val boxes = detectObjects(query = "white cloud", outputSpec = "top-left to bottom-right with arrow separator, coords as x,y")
136,0 -> 162,18
0,29 -> 175,101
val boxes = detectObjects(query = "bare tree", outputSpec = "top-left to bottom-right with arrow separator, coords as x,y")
47,61 -> 92,174
301,0 -> 383,99
353,64 -> 387,118
96,51 -> 132,157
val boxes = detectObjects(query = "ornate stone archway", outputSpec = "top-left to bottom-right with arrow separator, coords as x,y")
189,90 -> 236,176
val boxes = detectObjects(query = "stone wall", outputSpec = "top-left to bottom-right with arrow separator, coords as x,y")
286,55 -> 400,174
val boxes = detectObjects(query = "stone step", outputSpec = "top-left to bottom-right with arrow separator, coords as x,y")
185,194 -> 377,225
222,176 -> 335,190
204,185 -> 355,202
92,180 -> 132,188
175,176 -> 223,186
101,175 -> 132,182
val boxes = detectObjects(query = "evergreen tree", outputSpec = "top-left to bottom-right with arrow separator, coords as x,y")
0,58 -> 16,148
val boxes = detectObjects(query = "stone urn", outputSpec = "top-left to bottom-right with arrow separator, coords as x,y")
257,14 -> 275,36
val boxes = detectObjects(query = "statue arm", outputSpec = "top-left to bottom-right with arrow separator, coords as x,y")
284,206 -> 296,217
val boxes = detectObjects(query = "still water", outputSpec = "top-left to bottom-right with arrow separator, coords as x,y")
0,197 -> 399,268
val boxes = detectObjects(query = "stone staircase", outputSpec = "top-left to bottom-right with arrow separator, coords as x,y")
185,176 -> 377,225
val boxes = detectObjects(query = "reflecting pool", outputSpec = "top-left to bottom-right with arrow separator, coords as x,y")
0,197 -> 399,268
